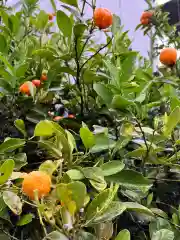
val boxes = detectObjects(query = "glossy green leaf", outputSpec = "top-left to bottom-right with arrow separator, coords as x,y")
39,160 -> 57,176
56,181 -> 86,211
0,160 -> 14,184
101,161 -> 125,176
14,119 -> 27,137
14,153 -> 27,171
151,229 -> 174,240
111,95 -> 134,110
105,170 -> 152,193
39,140 -> 62,159
91,201 -> 126,224
16,63 -> 28,77
66,130 -> 77,153
80,126 -> 95,150
57,10 -> 72,37
115,229 -> 131,240
43,231 -> 69,240
3,191 -> 22,215
76,231 -> 97,240
32,49 -> 55,60
59,0 -> 78,7
36,10 -> 48,30
93,83 -> 113,104
17,214 -> 34,226
0,138 -> 25,153
164,107 -> 180,137
85,186 -> 118,225
74,23 -> 87,37
0,34 -> 7,53
66,169 -> 84,180
34,120 -> 54,136
124,202 -> 153,216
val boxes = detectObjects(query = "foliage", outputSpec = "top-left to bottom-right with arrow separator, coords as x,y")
0,0 -> 179,239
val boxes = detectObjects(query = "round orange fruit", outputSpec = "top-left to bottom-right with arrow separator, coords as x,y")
48,13 -> 53,21
32,79 -> 41,87
19,82 -> 30,95
159,48 -> 177,66
94,8 -> 113,29
41,74 -> 47,81
140,11 -> 153,25
22,171 -> 51,200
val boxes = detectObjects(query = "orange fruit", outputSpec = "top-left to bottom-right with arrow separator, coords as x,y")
19,82 -> 30,95
48,13 -> 53,21
94,8 -> 113,29
22,171 -> 51,200
159,48 -> 177,66
32,79 -> 41,87
53,116 -> 63,121
140,11 -> 153,25
41,74 -> 47,81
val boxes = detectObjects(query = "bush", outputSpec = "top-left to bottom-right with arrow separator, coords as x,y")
0,0 -> 179,239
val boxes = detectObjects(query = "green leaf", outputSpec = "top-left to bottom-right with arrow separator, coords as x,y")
91,133 -> 116,153
66,169 -> 84,180
0,34 -> 7,53
59,0 -> 78,7
36,10 -> 48,30
101,161 -> 125,176
0,138 -> 25,153
124,202 -> 153,216
0,55 -> 14,75
112,14 -> 121,35
3,191 -> 22,215
32,49 -> 55,60
14,119 -> 27,137
39,160 -> 58,176
91,201 -> 126,224
76,231 -> 97,240
14,153 -> 27,171
80,125 -> 95,149
34,120 -> 54,137
39,140 -> 62,159
0,160 -> 14,184
111,95 -> 134,110
17,214 -> 34,226
82,167 -> 104,182
74,23 -> 87,37
43,231 -> 69,240
164,107 -> 180,137
105,170 -> 152,193
85,186 -> 118,225
66,130 -> 77,153
115,229 -> 130,240
56,181 -> 86,211
16,63 -> 28,77
50,0 -> 57,11
93,83 -> 113,105
151,229 -> 174,240
57,10 -> 72,38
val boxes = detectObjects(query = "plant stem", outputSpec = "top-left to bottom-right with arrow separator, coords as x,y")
81,0 -> 86,16
80,37 -> 113,71
74,37 -> 84,116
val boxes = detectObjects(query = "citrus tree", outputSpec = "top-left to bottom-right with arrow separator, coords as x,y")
0,0 -> 180,240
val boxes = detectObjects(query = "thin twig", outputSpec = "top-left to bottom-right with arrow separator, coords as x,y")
80,37 -> 113,71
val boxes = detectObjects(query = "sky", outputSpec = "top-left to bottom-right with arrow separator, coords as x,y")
7,0 -> 150,56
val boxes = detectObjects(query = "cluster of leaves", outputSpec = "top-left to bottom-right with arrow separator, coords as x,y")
0,0 -> 180,240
